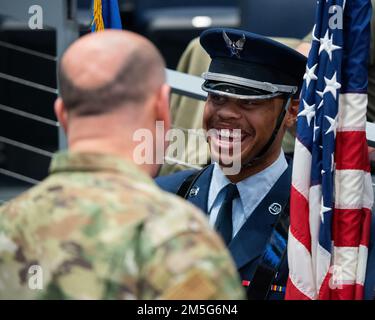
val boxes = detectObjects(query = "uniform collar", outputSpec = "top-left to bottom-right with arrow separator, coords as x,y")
208,151 -> 288,216
237,151 -> 287,217
49,151 -> 154,185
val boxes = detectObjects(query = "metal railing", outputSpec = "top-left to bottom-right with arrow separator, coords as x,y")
0,0 -> 78,202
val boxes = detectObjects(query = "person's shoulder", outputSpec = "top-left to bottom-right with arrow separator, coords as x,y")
0,179 -> 51,223
140,186 -> 211,244
137,189 -> 245,299
155,169 -> 197,193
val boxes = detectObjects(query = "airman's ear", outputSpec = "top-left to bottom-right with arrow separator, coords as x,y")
285,98 -> 299,128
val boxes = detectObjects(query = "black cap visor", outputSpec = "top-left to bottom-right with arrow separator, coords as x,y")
202,80 -> 283,100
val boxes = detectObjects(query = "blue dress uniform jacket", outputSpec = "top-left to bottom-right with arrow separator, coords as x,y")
156,163 -> 292,300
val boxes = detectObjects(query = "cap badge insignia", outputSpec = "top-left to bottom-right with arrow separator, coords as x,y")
222,31 -> 246,58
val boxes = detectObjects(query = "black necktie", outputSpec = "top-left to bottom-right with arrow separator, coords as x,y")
214,183 -> 239,246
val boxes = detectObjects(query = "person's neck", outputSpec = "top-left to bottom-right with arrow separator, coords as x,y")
69,137 -> 132,159
224,149 -> 282,183
69,137 -> 157,177
67,120 -> 156,177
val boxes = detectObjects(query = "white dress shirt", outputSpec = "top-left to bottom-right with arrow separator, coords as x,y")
208,151 -> 288,238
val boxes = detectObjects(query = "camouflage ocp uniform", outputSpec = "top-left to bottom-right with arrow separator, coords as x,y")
0,152 -> 245,300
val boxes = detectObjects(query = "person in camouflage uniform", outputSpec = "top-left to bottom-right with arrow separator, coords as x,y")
0,30 -> 245,300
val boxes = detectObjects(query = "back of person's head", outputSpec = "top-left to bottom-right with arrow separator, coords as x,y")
57,30 -> 167,117
54,30 -> 171,177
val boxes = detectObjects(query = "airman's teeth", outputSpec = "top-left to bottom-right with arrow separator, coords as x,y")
219,129 -> 231,138
232,131 -> 242,139
216,129 -> 243,139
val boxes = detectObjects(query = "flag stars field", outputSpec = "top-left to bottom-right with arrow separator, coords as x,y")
325,115 -> 337,137
317,99 -> 324,110
298,100 -> 316,127
313,118 -> 320,142
312,24 -> 319,42
320,203 -> 331,224
304,64 -> 318,89
319,30 -> 341,61
323,72 -> 341,100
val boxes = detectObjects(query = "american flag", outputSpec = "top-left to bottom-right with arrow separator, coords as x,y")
286,0 -> 373,300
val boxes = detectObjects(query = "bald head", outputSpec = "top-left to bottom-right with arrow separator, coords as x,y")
58,30 -> 166,116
